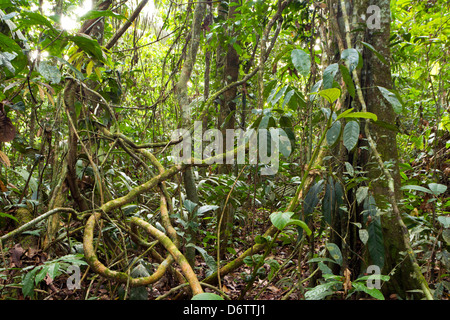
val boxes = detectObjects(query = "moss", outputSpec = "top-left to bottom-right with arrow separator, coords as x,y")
15,207 -> 37,249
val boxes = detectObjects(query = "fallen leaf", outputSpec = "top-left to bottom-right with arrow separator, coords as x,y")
10,243 -> 24,267
343,268 -> 352,294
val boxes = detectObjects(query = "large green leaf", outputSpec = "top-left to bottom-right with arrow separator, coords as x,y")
0,33 -> 26,74
343,121 -> 360,152
326,120 -> 341,147
341,48 -> 359,72
0,210 -> 18,222
305,281 -> 341,300
427,183 -> 447,196
400,184 -> 432,194
326,243 -> 343,266
323,63 -> 339,89
352,282 -> 385,300
22,268 -> 38,298
377,86 -> 403,114
54,56 -> 85,80
291,49 -> 310,77
303,180 -> 324,216
38,61 -> 61,84
286,88 -> 306,110
339,64 -> 355,98
363,196 -> 385,268
337,111 -> 377,122
270,211 -> 294,230
18,10 -> 57,33
70,34 -> 105,61
271,85 -> 288,106
361,41 -> 387,64
286,219 -> 311,236
277,128 -> 293,158
192,293 -> 224,300
322,177 -> 335,225
317,88 -> 341,104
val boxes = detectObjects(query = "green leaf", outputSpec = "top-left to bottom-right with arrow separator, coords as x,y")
78,10 -> 127,21
19,11 -> 57,32
356,186 -> 369,205
307,257 -> 339,265
326,243 -> 343,266
337,111 -> 377,122
53,56 -> 85,81
343,121 -> 360,152
291,49 -> 310,77
0,51 -> 16,73
352,282 -> 385,300
130,263 -> 150,278
304,180 -> 324,216
69,34 -> 105,61
317,88 -> 341,104
318,262 -> 334,275
322,177 -> 335,225
363,197 -> 385,268
326,120 -> 341,147
56,254 -> 88,265
437,216 -> 450,228
359,229 -> 369,245
339,64 -> 355,98
278,128 -> 293,158
286,88 -> 306,110
271,85 -> 288,106
377,86 -> 403,114
282,89 -> 295,109
263,80 -> 277,101
22,268 -> 38,298
183,199 -> 198,214
192,293 -> 224,300
0,33 -> 22,53
305,281 -> 340,300
0,34 -> 26,74
196,205 -> 219,216
38,61 -> 61,84
270,211 -> 294,230
35,265 -> 49,284
323,63 -> 339,89
287,219 -> 312,236
129,286 -> 149,300
361,41 -> 387,64
341,48 -> 359,72
186,244 -> 216,275
400,185 -> 432,194
0,211 -> 18,222
427,183 -> 447,196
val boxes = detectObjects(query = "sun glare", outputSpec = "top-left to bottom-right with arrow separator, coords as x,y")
61,0 -> 93,31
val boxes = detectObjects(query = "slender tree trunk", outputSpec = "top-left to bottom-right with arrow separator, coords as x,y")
174,1 -> 206,266
216,1 -> 240,259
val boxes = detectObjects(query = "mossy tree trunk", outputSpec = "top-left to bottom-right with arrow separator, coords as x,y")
327,0 -> 432,299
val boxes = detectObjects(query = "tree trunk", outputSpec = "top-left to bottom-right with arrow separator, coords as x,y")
328,0 -> 432,299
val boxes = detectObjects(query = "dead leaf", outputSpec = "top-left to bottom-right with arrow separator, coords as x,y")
0,179 -> 7,192
343,268 -> 352,295
10,243 -> 24,267
0,150 -> 11,167
44,273 -> 53,285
